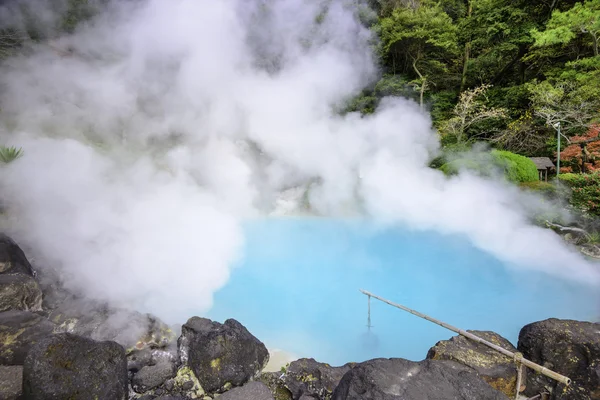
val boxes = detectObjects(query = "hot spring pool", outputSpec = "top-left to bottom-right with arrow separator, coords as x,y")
206,218 -> 599,366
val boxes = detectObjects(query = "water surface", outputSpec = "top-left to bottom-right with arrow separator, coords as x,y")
207,218 -> 599,366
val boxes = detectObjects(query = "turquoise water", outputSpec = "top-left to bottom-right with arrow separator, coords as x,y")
207,218 -> 599,366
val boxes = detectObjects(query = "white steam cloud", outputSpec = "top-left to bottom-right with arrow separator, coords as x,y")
0,0 -> 597,322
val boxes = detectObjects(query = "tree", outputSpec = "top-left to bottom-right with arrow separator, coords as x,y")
560,125 -> 600,173
527,79 -> 599,137
378,2 -> 459,108
439,84 -> 507,143
531,0 -> 600,56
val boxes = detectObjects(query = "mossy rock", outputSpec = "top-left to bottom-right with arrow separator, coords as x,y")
0,310 -> 55,365
426,330 -> 521,397
177,317 -> 269,394
23,332 -> 128,400
518,318 -> 600,400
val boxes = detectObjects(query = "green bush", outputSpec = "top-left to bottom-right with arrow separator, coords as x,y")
0,146 -> 23,163
519,181 -> 557,196
491,150 -> 539,183
439,150 -> 539,183
558,172 -> 600,216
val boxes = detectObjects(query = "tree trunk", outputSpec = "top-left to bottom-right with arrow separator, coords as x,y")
412,57 -> 426,110
460,0 -> 473,92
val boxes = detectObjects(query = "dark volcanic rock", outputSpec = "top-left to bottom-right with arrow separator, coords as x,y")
518,318 -> 600,400
0,310 -> 55,365
178,317 -> 269,393
427,330 -> 522,397
0,365 -> 22,400
331,358 -> 509,400
132,360 -> 177,393
0,274 -> 42,312
284,358 -> 355,400
23,332 -> 128,400
0,234 -> 34,276
49,302 -> 175,352
220,381 -> 275,400
259,372 -> 293,400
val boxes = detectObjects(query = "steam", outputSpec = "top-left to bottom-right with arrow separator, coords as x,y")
0,0 -> 598,322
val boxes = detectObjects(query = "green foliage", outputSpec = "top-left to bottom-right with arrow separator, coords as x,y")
377,1 -> 459,103
61,0 -> 97,33
519,180 -> 557,196
492,150 -> 539,182
531,0 -> 600,56
439,149 -> 539,183
558,172 -> 600,216
0,146 -> 23,163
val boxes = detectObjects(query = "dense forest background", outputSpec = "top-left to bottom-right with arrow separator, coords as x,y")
351,0 -> 600,164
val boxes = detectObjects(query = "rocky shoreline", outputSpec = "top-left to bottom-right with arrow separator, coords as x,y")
1,234 -> 599,400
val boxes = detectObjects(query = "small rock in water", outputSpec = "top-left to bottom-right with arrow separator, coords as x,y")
23,333 -> 128,400
177,317 -> 269,393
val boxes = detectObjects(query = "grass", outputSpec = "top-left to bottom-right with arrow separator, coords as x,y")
0,146 -> 23,163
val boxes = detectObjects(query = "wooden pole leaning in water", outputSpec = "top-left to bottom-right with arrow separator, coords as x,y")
359,289 -> 572,387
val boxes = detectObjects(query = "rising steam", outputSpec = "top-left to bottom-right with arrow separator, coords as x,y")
0,0 -> 597,323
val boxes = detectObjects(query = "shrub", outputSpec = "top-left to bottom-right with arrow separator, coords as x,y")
491,150 -> 539,183
0,146 -> 23,163
558,172 -> 600,216
519,181 -> 557,196
439,150 -> 539,183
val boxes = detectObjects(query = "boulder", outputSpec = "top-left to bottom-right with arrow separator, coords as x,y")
177,317 -> 269,393
259,372 -> 293,400
0,310 -> 55,365
219,381 -> 275,400
518,318 -> 600,400
49,302 -> 175,352
331,358 -> 510,400
0,365 -> 22,400
22,332 -> 128,400
0,234 -> 34,276
132,360 -> 177,393
0,274 -> 42,312
426,330 -> 522,397
283,358 -> 354,399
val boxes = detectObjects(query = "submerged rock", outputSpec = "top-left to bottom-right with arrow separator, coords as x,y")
178,317 -> 269,393
23,332 -> 128,400
426,330 -> 522,397
0,310 -> 55,365
331,358 -> 509,400
283,358 -> 354,400
0,234 -> 35,276
220,381 -> 275,400
0,273 -> 43,312
518,318 -> 600,400
0,365 -> 22,400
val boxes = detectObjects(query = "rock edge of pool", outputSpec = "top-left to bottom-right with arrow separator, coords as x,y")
1,233 -> 599,400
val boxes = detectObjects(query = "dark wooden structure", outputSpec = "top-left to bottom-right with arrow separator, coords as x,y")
529,157 -> 555,181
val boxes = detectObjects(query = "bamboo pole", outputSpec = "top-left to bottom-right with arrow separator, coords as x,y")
359,289 -> 571,387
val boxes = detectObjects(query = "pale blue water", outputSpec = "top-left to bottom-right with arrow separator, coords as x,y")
207,218 -> 600,366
